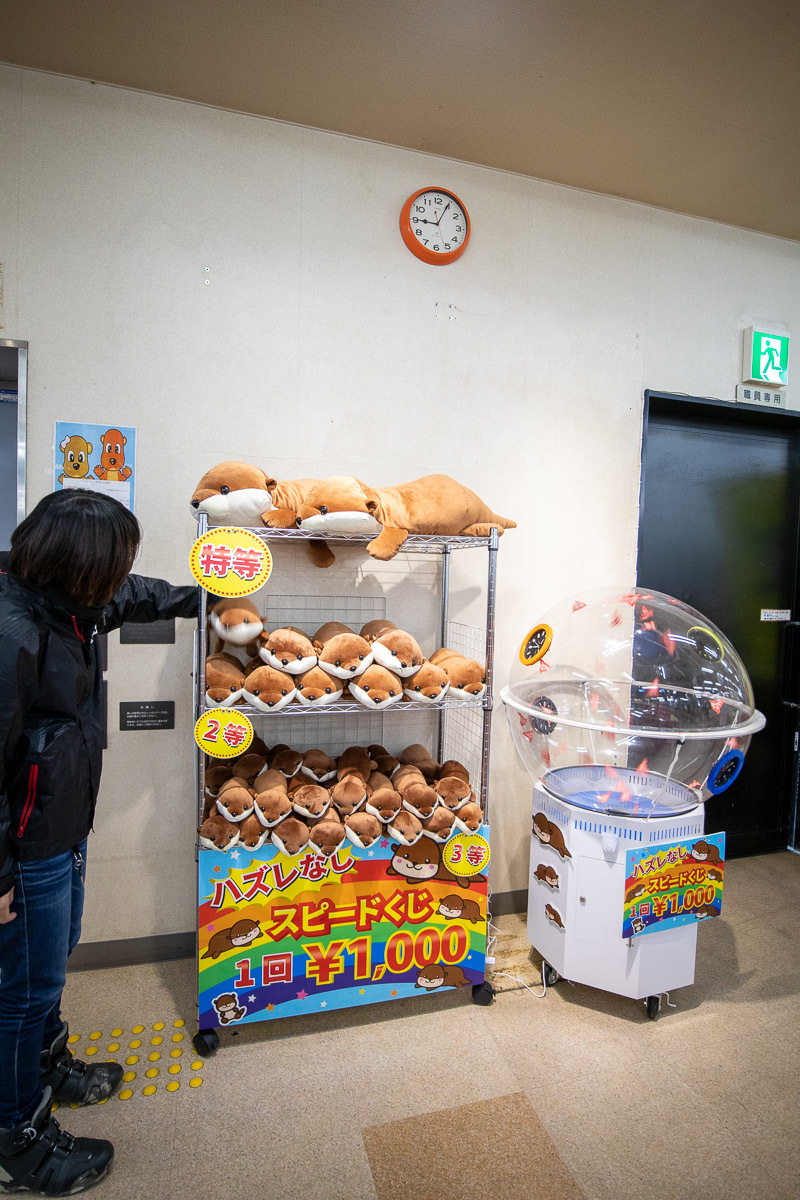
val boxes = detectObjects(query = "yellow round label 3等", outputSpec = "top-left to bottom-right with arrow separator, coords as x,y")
194,711 -> 254,759
443,834 -> 490,877
189,528 -> 272,597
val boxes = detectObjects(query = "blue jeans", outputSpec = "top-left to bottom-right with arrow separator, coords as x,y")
0,841 -> 86,1127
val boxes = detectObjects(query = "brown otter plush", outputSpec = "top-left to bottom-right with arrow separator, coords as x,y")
295,665 -> 344,706
253,768 -> 288,794
422,807 -> 455,842
205,653 -> 245,707
430,648 -> 486,699
228,752 -> 266,782
402,783 -> 439,820
271,815 -> 310,857
387,809 -> 424,846
241,664 -> 296,713
198,812 -> 240,851
296,474 -> 516,562
300,749 -> 338,783
453,801 -> 483,834
344,811 -> 382,849
260,626 -> 317,675
359,620 -> 423,677
253,787 -> 293,828
365,786 -> 403,824
308,818 -> 347,858
367,744 -> 401,775
398,744 -> 441,781
366,770 -> 395,794
209,597 -> 264,649
291,783 -> 331,819
403,660 -> 449,704
338,747 -> 377,779
313,623 -> 373,680
238,814 -> 270,850
215,782 -> 255,823
438,759 -> 470,783
435,775 -> 474,812
204,762 -> 234,796
348,663 -> 404,709
331,775 -> 368,816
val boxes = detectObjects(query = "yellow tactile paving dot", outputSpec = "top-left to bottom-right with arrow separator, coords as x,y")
65,1019 -> 205,1100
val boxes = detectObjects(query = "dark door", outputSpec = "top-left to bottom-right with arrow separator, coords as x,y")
637,391 -> 800,856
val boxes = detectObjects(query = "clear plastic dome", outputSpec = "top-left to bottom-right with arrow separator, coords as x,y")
501,587 -> 765,817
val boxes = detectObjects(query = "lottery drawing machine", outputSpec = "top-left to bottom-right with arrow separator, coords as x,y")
501,588 -> 765,1017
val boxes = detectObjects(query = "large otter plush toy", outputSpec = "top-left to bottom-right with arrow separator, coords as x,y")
296,474 -> 516,563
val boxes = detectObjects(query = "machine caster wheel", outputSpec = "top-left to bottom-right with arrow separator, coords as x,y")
471,982 -> 494,1006
542,961 -> 559,988
192,1029 -> 220,1057
646,995 -> 660,1021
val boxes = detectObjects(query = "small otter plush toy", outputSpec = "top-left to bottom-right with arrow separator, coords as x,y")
205,653 -> 245,707
430,648 -> 486,700
215,780 -> 255,823
260,627 -> 317,675
241,664 -> 297,713
308,818 -> 347,858
422,807 -> 455,842
403,661 -> 449,704
291,784 -> 331,820
296,473 -> 516,562
453,801 -> 483,834
348,663 -> 404,710
365,786 -> 404,825
238,814 -> 270,850
209,597 -> 264,649
398,744 -> 441,781
198,813 -> 240,852
359,620 -> 424,677
295,665 -> 344,706
271,815 -> 310,858
313,623 -> 373,680
252,787 -> 293,828
300,749 -> 338,783
341,811 -> 380,849
387,809 -> 424,847
330,775 -> 368,817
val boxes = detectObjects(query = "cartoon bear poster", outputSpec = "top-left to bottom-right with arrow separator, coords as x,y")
54,421 -> 136,512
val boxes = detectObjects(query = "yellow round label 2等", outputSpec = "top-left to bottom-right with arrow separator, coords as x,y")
519,623 -> 552,666
443,834 -> 491,877
189,528 -> 273,597
194,711 -> 254,759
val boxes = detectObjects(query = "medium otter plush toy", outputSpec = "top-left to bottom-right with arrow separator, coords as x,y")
295,665 -> 345,706
259,627 -> 317,675
241,664 -> 296,713
205,653 -> 245,707
209,597 -> 264,650
429,648 -> 486,700
348,663 -> 404,709
359,620 -> 424,677
403,661 -> 449,704
296,474 -> 516,563
313,623 -> 373,679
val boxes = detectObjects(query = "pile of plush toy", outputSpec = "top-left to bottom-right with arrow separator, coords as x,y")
206,599 -> 487,711
198,741 -> 483,855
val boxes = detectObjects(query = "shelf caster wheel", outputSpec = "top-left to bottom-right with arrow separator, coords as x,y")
192,1029 -> 220,1057
646,995 -> 660,1021
471,981 -> 494,1007
543,961 -> 559,988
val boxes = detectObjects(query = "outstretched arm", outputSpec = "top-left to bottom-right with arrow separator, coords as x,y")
101,573 -> 199,633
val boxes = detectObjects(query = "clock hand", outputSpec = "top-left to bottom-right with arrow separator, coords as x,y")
437,201 -> 451,226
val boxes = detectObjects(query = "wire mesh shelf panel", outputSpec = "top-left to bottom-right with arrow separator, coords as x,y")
441,705 -> 486,800
445,620 -> 487,664
252,710 -> 388,760
260,594 -> 386,633
235,527 -> 491,552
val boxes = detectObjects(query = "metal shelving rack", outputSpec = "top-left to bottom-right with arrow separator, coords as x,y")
194,517 -> 499,824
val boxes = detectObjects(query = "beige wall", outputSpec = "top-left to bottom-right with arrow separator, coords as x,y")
1,66 -> 799,941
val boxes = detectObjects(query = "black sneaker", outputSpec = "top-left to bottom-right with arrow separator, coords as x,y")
40,1026 -> 123,1107
0,1088 -> 113,1195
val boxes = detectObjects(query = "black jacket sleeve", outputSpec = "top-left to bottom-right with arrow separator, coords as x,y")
0,614 -> 41,897
101,573 -> 199,633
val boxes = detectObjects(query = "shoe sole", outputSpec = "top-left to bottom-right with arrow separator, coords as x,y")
0,1161 -> 111,1195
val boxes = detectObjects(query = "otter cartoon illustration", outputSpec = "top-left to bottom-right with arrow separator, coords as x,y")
415,963 -> 470,990
532,812 -> 572,859
534,864 -> 560,890
386,839 -> 475,889
544,903 -> 565,929
437,894 -> 482,924
94,428 -> 132,481
686,839 -> 722,865
707,867 -> 723,882
202,918 -> 263,961
625,881 -> 647,904
212,993 -> 247,1025
693,904 -> 719,919
57,434 -> 93,483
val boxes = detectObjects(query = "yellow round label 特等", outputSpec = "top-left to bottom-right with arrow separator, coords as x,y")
194,711 -> 253,759
189,528 -> 272,597
443,834 -> 491,877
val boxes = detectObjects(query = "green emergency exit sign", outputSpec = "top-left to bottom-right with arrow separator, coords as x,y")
743,327 -> 789,386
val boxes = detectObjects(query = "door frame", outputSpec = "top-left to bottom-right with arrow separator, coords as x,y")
638,389 -> 800,855
0,339 -> 28,523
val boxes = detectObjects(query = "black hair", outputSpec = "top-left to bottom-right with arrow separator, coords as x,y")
8,489 -> 141,606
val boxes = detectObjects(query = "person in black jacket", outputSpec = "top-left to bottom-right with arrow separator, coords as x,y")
0,489 -> 198,1195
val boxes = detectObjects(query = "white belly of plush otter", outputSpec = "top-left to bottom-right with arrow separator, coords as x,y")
192,488 -> 273,527
299,511 -> 383,535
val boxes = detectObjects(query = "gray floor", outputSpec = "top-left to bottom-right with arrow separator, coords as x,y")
58,851 -> 800,1200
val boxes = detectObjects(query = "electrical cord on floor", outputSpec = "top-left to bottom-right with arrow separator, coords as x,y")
491,970 -> 547,999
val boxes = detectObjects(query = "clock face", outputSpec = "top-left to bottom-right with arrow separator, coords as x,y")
400,188 -> 470,265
